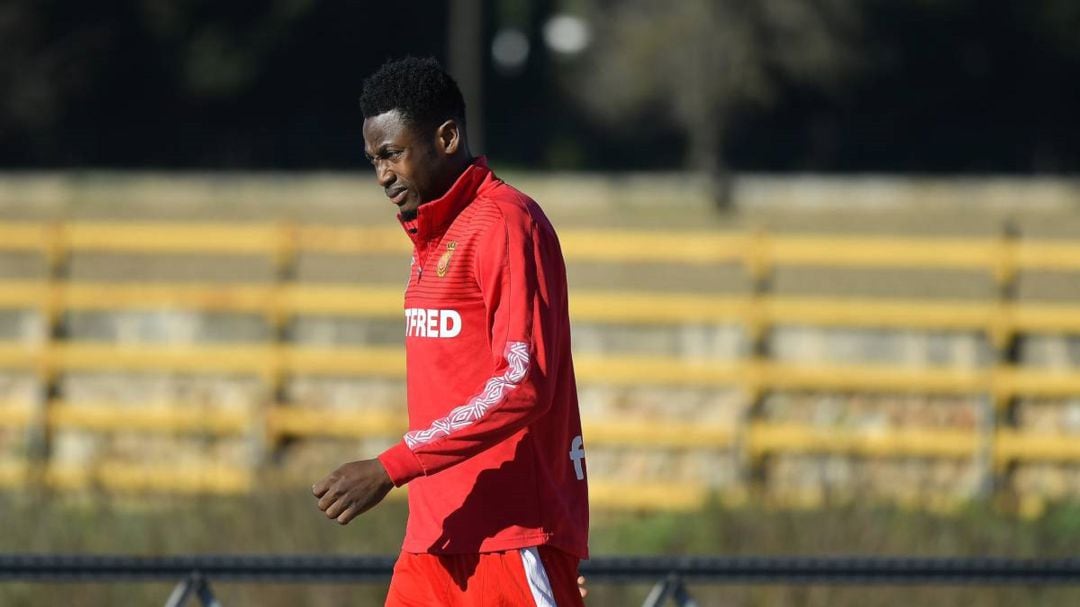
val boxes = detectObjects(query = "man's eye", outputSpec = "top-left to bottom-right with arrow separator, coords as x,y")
368,150 -> 402,165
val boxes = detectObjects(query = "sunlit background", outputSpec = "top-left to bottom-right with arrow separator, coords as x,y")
1,1 -> 1079,605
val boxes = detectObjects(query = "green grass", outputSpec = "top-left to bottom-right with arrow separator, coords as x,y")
1,490 -> 1078,606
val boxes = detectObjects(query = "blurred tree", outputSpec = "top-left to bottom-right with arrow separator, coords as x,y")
0,0 -> 320,166
0,0 -> 112,161
141,0 -> 316,100
4,1 -> 1079,171
572,0 -> 861,208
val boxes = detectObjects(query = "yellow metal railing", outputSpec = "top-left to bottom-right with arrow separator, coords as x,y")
0,221 -> 1078,509
2,220 -> 1080,269
3,282 -> 1080,338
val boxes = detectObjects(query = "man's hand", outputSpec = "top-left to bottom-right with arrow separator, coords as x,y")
312,459 -> 394,525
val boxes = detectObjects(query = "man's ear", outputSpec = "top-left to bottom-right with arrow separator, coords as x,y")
435,119 -> 461,155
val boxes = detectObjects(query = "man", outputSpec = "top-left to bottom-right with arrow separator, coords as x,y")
313,57 -> 589,606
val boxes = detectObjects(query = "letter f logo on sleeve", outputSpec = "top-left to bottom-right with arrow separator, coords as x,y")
569,435 -> 586,481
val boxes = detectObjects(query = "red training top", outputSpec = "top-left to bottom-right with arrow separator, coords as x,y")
377,157 -> 589,559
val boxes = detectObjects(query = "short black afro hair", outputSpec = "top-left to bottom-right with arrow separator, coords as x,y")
359,57 -> 467,130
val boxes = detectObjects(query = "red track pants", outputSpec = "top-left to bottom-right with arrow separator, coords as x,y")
384,545 -> 584,606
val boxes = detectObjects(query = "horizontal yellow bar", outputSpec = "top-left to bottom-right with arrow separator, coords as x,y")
0,221 -> 1078,273
267,408 -> 405,439
7,281 -> 1080,338
769,236 -> 1000,269
1015,242 -> 1080,271
31,398 -> 1080,462
62,283 -> 274,312
295,226 -> 407,255
0,461 -> 28,487
59,343 -> 277,374
287,346 -> 405,377
47,401 -> 250,435
572,292 -> 746,324
0,281 -> 49,308
559,230 -> 749,264
46,463 -> 252,494
997,431 -> 1080,462
587,481 -> 708,511
574,356 -> 745,387
64,222 -> 282,253
283,284 -> 402,316
749,423 -> 978,458
51,343 -> 404,377
0,342 -> 413,378
0,402 -> 34,428
2,341 -> 1080,399
765,297 -> 998,330
765,362 -> 988,395
0,343 -> 40,370
0,223 -> 52,251
1011,304 -> 1080,333
265,408 -> 733,448
582,420 -> 734,449
0,282 -> 404,316
993,368 -> 1080,398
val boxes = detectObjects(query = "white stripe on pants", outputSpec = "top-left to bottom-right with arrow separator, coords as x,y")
520,547 -> 557,607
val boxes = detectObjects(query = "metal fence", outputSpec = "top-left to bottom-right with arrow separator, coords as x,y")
2,554 -> 1078,607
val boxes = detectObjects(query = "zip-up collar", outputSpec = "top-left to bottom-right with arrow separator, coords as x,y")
399,156 -> 492,255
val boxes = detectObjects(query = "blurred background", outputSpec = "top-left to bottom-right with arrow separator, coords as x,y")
4,0 -> 1080,174
1,1 -> 1080,605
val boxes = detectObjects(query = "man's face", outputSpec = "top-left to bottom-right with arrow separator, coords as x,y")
363,109 -> 445,220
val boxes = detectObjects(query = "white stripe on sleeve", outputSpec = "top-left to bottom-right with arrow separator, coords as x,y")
403,341 -> 530,449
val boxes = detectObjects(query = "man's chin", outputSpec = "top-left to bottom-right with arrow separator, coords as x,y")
399,208 -> 418,221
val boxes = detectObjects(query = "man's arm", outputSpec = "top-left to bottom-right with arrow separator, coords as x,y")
312,459 -> 393,525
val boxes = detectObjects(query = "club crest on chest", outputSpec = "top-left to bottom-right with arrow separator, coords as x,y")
436,241 -> 457,277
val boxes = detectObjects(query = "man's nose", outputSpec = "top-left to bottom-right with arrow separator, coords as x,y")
374,160 -> 394,187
